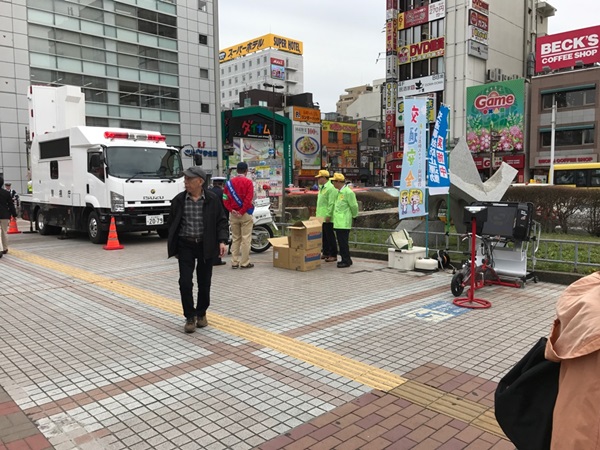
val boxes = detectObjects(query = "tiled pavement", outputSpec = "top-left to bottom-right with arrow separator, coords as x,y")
0,220 -> 563,449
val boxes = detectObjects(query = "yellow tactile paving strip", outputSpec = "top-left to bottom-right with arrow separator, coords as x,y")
11,248 -> 505,438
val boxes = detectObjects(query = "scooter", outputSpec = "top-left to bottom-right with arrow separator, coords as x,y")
250,197 -> 278,252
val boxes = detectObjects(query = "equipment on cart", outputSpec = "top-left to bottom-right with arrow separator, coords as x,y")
451,202 -> 540,304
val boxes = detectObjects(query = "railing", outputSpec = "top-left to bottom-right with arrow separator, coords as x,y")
275,223 -> 600,273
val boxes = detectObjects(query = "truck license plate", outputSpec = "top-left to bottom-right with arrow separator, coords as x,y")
146,214 -> 164,226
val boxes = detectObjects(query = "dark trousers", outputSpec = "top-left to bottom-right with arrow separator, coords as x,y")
335,228 -> 351,264
322,222 -> 337,257
178,239 -> 214,319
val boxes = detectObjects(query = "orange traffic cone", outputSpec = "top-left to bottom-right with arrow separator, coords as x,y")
7,217 -> 21,234
103,216 -> 123,250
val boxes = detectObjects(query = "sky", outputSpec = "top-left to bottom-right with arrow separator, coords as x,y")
218,0 -> 600,113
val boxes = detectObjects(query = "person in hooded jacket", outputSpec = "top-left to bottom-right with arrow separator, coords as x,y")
545,271 -> 600,449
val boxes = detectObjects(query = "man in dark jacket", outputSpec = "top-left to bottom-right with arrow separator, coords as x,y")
209,176 -> 227,266
167,167 -> 228,333
0,177 -> 18,258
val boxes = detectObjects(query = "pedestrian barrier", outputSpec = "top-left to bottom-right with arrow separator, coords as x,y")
103,216 -> 123,250
7,217 -> 21,234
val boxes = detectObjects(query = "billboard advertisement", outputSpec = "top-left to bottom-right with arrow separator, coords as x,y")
293,124 -> 321,169
535,25 -> 600,72
466,79 -> 525,154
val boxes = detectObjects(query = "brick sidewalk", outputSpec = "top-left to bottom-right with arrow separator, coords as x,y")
0,386 -> 53,450
0,227 -> 558,449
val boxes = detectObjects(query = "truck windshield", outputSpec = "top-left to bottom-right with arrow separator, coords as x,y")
105,146 -> 183,179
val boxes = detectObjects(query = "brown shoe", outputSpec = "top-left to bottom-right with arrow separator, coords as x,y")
325,257 -> 337,262
184,318 -> 196,333
240,263 -> 254,269
196,315 -> 208,328
321,254 -> 328,260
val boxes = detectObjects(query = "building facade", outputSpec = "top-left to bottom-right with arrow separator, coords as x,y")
219,34 -> 304,110
384,0 -> 555,185
529,67 -> 599,182
0,0 -> 222,192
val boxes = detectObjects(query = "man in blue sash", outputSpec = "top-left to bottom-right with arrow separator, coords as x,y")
223,162 -> 255,269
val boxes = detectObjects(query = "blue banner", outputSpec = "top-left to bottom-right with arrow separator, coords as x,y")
399,98 -> 428,218
427,104 -> 450,196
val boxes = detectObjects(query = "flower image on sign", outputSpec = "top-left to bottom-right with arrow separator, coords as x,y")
466,79 -> 525,154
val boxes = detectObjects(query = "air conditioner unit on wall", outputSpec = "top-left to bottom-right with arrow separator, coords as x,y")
487,68 -> 503,82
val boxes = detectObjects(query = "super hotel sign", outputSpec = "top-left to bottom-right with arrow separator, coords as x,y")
220,34 -> 303,63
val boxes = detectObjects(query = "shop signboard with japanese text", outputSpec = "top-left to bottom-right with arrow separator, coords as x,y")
470,0 -> 489,16
398,73 -> 444,97
404,5 -> 428,28
399,37 -> 445,64
469,10 -> 488,31
469,26 -> 488,45
291,106 -> 321,124
535,25 -> 600,72
220,33 -> 303,63
466,79 -> 525,154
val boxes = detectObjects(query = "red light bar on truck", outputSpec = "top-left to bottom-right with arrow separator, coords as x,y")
104,131 -> 166,142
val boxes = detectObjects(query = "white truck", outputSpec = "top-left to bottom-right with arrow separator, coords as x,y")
20,85 -> 188,243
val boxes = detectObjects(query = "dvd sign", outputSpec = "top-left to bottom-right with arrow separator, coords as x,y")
536,25 -> 600,72
399,37 -> 445,64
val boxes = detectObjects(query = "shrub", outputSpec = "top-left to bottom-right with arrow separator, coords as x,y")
503,186 -> 593,234
283,191 -> 397,212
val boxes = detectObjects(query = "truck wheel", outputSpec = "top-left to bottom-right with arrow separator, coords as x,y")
157,228 -> 169,239
36,210 -> 60,235
87,211 -> 108,244
251,224 -> 273,253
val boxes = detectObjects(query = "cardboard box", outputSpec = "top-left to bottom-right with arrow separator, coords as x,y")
288,219 -> 322,250
290,249 -> 321,271
387,247 -> 427,270
269,237 -> 291,269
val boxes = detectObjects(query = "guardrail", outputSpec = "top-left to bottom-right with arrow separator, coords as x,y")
275,223 -> 600,273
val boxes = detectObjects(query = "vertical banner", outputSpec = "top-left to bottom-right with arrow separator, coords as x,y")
399,98 -> 428,218
427,104 -> 450,195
